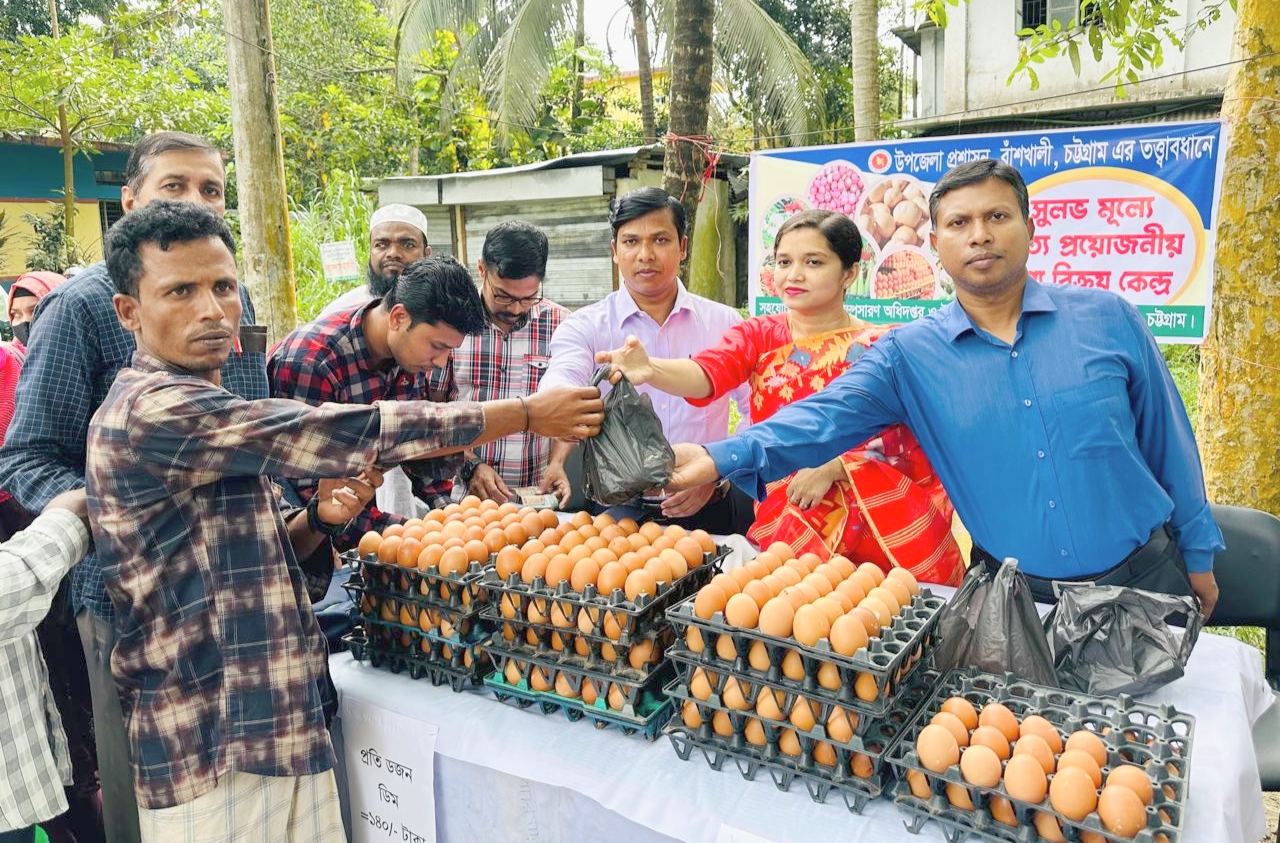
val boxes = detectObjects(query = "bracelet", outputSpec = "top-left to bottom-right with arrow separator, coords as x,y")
306,494 -> 348,537
518,395 -> 530,432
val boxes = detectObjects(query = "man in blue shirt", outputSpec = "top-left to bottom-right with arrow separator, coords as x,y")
663,159 -> 1223,617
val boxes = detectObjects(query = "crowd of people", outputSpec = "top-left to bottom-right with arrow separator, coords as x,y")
0,130 -> 1220,843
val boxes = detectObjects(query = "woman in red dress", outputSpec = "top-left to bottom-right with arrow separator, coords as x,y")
598,210 -> 963,585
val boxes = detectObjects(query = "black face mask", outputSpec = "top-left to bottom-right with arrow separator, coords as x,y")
12,322 -> 30,345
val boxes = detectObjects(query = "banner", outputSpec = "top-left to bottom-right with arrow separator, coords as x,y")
748,121 -> 1225,343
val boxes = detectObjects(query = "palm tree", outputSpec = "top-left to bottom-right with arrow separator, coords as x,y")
850,0 -> 880,141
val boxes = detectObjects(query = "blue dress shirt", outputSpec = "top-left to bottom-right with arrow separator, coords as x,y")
708,281 -> 1223,578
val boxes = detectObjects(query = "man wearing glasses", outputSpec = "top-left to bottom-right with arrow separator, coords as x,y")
429,221 -> 571,504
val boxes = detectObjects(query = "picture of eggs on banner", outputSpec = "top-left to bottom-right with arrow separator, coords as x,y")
856,174 -> 932,251
873,247 -> 939,301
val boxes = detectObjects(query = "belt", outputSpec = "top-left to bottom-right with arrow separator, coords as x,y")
972,525 -> 1174,599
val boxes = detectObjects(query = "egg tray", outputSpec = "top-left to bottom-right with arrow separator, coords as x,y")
342,624 -> 491,692
480,643 -> 677,740
482,610 -> 677,674
884,668 -> 1194,843
665,643 -> 928,739
479,636 -> 673,707
345,580 -> 488,633
477,546 -> 727,641
341,550 -> 490,612
664,589 -> 945,717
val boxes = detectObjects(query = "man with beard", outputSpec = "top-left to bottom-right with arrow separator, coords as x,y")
318,203 -> 430,318
427,221 -> 570,504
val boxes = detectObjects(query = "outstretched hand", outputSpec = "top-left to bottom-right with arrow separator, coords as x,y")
594,335 -> 653,385
316,469 -> 382,527
524,387 -> 605,440
667,443 -> 721,491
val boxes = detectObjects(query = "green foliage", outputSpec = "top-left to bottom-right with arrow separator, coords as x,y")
289,170 -> 376,323
0,209 -> 14,266
0,0 -> 113,39
22,203 -> 84,272
1162,344 -> 1200,429
914,0 -> 1237,92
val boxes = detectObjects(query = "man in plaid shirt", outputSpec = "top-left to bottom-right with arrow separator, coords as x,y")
429,221 -> 570,504
86,203 -> 602,839
269,255 -> 489,548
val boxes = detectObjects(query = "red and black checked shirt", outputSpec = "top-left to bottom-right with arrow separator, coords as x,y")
85,351 -> 484,808
268,303 -> 459,544
428,300 -> 568,490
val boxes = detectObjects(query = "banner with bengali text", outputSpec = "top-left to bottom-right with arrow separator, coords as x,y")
748,121 -> 1224,343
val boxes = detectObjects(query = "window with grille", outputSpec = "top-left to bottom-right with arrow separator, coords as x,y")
1019,0 -> 1097,31
99,200 -> 123,237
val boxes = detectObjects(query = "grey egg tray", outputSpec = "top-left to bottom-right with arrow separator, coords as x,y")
480,605 -> 675,672
342,551 -> 490,612
343,625 -> 490,692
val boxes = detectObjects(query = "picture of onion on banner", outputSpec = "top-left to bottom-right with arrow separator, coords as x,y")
856,175 -> 933,250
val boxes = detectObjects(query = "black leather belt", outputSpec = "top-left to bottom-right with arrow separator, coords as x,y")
972,525 -> 1176,599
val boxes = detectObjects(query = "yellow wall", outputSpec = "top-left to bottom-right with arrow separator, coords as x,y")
604,69 -> 669,122
0,200 -> 104,279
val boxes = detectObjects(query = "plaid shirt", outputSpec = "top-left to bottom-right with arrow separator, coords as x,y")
0,508 -> 89,831
429,300 -> 568,490
86,351 -> 484,809
0,261 -> 268,624
268,303 -> 458,545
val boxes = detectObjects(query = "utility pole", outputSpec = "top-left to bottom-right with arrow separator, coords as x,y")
48,0 -> 75,242
222,0 -> 297,340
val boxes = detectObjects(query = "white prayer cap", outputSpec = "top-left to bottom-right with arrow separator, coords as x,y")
370,203 -> 428,241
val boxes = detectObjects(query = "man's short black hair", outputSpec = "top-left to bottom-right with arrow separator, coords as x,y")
929,158 -> 1031,224
125,131 -> 222,195
105,201 -> 236,298
481,221 -> 549,281
609,187 -> 686,241
384,256 -> 487,336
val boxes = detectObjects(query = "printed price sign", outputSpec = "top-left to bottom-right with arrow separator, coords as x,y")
320,240 -> 361,284
341,698 -> 438,843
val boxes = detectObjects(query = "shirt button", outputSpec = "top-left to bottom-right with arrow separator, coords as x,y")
1061,549 -> 1069,557
1023,399 -> 1032,407
1049,500 -> 1057,508
1011,351 -> 1019,358
1037,450 -> 1045,459
731,455 -> 739,462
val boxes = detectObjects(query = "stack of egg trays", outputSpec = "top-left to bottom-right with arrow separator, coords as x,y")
341,616 -> 491,692
482,605 -> 677,673
662,667 -> 939,814
884,668 -> 1194,843
479,637 -> 676,740
477,545 -> 727,644
340,550 -> 490,613
664,588 -> 946,717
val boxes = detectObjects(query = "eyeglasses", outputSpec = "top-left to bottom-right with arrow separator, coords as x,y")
485,277 -> 543,307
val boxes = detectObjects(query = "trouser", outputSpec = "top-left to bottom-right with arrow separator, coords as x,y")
76,610 -> 141,843
602,484 -> 755,537
0,827 -> 35,843
972,524 -> 1193,605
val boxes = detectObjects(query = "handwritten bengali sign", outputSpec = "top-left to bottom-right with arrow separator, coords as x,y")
750,121 -> 1223,343
341,698 -> 437,843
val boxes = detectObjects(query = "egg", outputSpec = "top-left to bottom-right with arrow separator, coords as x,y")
376,535 -> 403,563
791,604 -> 830,646
754,686 -> 785,720
748,641 -> 771,671
854,672 -> 880,701
940,696 -> 979,731
357,531 -> 382,557
494,546 -> 523,580
1012,733 -> 1056,775
1019,714 -> 1064,753
826,706 -> 858,742
906,769 -> 933,799
643,556 -> 673,584
1003,753 -> 1048,803
790,697 -> 817,731
1106,764 -> 1154,805
724,592 -> 761,628
781,650 -> 805,680
744,718 -> 768,747
1057,749 -> 1103,788
959,743 -> 1002,787
439,546 -> 470,577
856,561 -> 886,585
969,725 -> 1011,760
1098,784 -> 1147,838
977,702 -> 1020,743
858,596 -> 894,628
886,565 -> 920,595
715,633 -> 738,661
848,606 -> 881,637
837,577 -> 868,606
812,741 -> 837,767
1048,765 -> 1098,821
1033,811 -> 1067,842
1065,729 -> 1109,768
828,613 -> 869,656
607,684 -> 626,711
544,555 -> 575,588
709,572 -> 741,596
521,552 -> 549,584
596,561 -> 629,597
681,701 -> 703,729
915,723 -> 960,773
946,782 -> 975,810
850,753 -> 874,778
721,676 -> 752,710
777,586 -> 809,611
624,568 -> 658,602
778,729 -> 803,756
930,711 -> 971,748
742,579 -> 774,609
758,597 -> 796,638
570,559 -> 600,593
554,672 -> 579,698
989,796 -> 1018,827
689,668 -> 715,700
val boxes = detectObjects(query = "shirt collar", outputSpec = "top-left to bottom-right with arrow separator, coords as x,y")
130,349 -> 217,381
616,279 -> 693,325
349,300 -> 401,375
942,278 -> 1058,342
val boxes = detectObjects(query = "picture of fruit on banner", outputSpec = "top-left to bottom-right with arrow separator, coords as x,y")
806,159 -> 865,217
760,195 -> 810,251
873,248 -> 938,301
856,175 -> 932,251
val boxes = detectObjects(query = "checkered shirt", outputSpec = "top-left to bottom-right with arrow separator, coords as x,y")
268,303 -> 459,546
428,300 -> 568,490
0,261 -> 268,625
0,508 -> 90,831
86,350 -> 484,808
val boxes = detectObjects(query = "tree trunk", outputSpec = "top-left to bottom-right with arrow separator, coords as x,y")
629,0 -> 656,141
663,0 -> 714,287
48,0 -> 74,242
223,0 -> 298,342
570,0 -> 585,124
850,0 -> 880,141
1197,0 -> 1280,513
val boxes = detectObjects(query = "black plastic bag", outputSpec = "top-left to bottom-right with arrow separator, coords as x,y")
1046,585 -> 1202,696
581,366 -> 675,506
932,558 -> 1058,686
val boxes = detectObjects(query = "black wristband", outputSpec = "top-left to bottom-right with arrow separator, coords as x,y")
306,494 -> 348,537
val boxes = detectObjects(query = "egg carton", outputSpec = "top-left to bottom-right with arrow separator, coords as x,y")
346,581 -> 488,634
884,668 -> 1193,843
664,589 -> 945,717
665,643 -> 928,738
341,550 -> 491,612
480,642 -> 676,740
477,546 -> 727,641
343,624 -> 491,692
479,636 -> 672,707
482,608 -> 677,673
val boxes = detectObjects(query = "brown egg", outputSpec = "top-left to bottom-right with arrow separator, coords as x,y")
778,729 -> 803,757
1012,733 -> 1056,775
1019,714 -> 1063,753
522,539 -> 546,557
1003,753 -> 1048,803
357,531 -> 383,557
886,565 -> 920,594
1048,765 -> 1098,821
851,752 -> 875,779
724,592 -> 760,628
461,538 -> 488,564
865,586 -> 902,616
680,700 -> 703,729
1033,811 -> 1067,842
624,568 -> 658,602
616,516 -> 640,536
858,596 -> 894,629
931,711 -> 971,748
483,529 -> 508,554
970,725 -> 1012,761
808,596 -> 843,628
553,672 -> 579,698
602,611 -> 624,639
607,536 -> 633,558
1057,749 -> 1103,788
847,605 -> 880,638
906,769 -> 932,799
712,710 -> 734,737
689,668 -> 715,700
989,796 -> 1018,827
383,523 -> 407,538
628,638 -> 659,669
881,577 -> 913,611
1065,730 -> 1109,769
709,572 -> 741,596
916,724 -> 961,773
835,577 -> 867,606
1106,764 -> 1154,806
826,706 -> 858,743
596,561 -> 629,597
570,559 -> 600,593
607,683 -> 626,711
791,604 -> 830,646
790,697 -> 817,731
816,662 -> 841,691
801,573 -> 834,597
939,696 -> 979,731
758,597 -> 796,638
978,702 -> 1020,743
543,554 -> 574,588
729,566 -> 757,591
742,579 -> 774,609
741,718 -> 767,747
772,566 -> 803,588
439,546 -> 470,577
1098,785 -> 1147,838
744,560 -> 771,581
528,666 -> 553,692
750,686 -> 781,721
960,744 -> 1003,787
828,613 -> 870,656
856,561 -> 886,585
766,540 -> 797,559
946,782 -> 975,810
813,564 -> 845,590
813,741 -> 838,767
854,672 -> 880,701
781,650 -> 805,680
537,527 -> 561,547
778,586 -> 809,612
746,641 -> 770,671
376,535 -> 403,563
417,544 -> 445,573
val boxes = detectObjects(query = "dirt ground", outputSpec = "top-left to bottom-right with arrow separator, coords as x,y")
1263,791 -> 1279,841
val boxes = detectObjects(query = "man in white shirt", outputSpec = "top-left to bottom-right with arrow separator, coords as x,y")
538,187 -> 751,534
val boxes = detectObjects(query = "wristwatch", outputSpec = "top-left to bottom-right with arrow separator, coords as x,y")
459,454 -> 483,484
